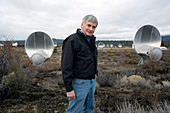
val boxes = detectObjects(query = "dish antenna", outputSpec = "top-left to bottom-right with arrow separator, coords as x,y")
106,44 -> 109,47
118,43 -> 122,48
25,31 -> 54,66
133,25 -> 162,65
98,42 -> 105,49
110,44 -> 113,48
12,42 -> 18,47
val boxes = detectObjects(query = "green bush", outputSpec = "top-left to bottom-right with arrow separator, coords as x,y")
127,53 -> 132,56
0,40 -> 27,100
53,47 -> 58,53
2,55 -> 26,90
107,50 -> 115,53
168,69 -> 170,73
166,59 -> 170,62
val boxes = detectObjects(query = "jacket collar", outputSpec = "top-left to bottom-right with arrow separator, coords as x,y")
77,29 -> 96,42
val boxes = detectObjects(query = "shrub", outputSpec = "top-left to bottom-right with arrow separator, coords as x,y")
127,53 -> 132,56
168,69 -> 170,73
166,59 -> 170,62
53,47 -> 58,53
107,50 -> 115,53
8,59 -> 26,90
97,68 -> 121,88
141,60 -> 168,74
0,41 -> 13,83
0,38 -> 27,100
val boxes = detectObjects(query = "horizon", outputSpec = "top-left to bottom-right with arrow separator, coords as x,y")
0,34 -> 169,42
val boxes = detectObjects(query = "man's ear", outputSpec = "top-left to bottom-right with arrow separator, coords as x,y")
81,23 -> 83,28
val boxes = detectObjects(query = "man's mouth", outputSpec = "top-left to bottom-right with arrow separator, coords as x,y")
87,30 -> 93,34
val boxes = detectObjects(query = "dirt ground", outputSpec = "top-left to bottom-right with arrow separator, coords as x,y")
0,47 -> 170,113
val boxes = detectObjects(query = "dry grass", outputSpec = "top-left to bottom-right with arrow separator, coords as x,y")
1,47 -> 170,112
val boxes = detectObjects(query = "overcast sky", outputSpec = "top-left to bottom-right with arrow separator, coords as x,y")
0,0 -> 170,41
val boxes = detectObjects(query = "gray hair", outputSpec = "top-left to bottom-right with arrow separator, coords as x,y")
82,14 -> 98,27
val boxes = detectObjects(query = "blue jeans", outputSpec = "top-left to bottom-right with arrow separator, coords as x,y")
66,78 -> 96,113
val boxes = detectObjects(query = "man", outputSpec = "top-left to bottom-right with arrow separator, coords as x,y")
61,14 -> 98,113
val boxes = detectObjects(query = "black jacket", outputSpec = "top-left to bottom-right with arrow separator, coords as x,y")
61,29 -> 98,92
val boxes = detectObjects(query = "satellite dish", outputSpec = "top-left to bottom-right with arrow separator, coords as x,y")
160,46 -> 168,50
148,47 -> 162,61
106,44 -> 109,47
98,42 -> 105,49
25,31 -> 54,66
133,25 -> 162,65
110,44 -> 113,48
118,43 -> 122,48
12,42 -> 18,47
0,43 -> 4,47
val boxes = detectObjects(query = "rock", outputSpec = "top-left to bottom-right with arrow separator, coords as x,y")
128,75 -> 151,88
162,81 -> 170,88
128,75 -> 144,85
155,83 -> 163,89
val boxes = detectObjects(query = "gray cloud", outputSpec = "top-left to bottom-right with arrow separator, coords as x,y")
0,0 -> 170,40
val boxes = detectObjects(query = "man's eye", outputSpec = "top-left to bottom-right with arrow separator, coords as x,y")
92,26 -> 96,29
88,24 -> 91,27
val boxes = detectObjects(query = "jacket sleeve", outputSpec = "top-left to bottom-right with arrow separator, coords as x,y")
61,38 -> 75,92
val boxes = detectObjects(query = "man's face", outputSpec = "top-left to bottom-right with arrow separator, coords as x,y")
81,21 -> 97,36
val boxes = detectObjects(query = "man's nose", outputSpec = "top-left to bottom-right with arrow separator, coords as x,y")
89,26 -> 93,31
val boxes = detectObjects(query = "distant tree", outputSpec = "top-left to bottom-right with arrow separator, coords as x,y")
161,40 -> 165,47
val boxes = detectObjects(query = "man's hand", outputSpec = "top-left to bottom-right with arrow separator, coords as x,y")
67,90 -> 76,99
